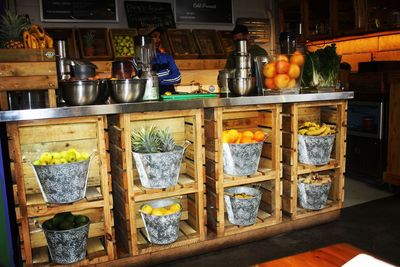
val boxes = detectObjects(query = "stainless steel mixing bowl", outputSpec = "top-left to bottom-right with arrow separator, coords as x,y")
108,78 -> 147,103
228,77 -> 255,96
59,80 -> 100,106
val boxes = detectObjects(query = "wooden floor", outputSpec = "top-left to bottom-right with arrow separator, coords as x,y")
253,243 -> 363,267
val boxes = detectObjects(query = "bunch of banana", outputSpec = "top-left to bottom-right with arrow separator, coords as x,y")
23,24 -> 53,49
298,122 -> 336,136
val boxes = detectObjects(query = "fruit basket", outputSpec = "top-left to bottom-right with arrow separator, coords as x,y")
297,122 -> 336,165
109,29 -> 138,59
297,173 -> 332,210
263,52 -> 305,94
41,212 -> 90,264
222,129 -> 266,176
139,198 -> 182,245
224,186 -> 262,226
31,149 -> 91,204
131,126 -> 189,188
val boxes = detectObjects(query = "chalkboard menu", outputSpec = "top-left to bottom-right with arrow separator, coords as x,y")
124,1 -> 176,29
40,0 -> 118,22
175,0 -> 233,24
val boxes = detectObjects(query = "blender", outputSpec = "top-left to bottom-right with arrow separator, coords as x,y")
134,36 -> 159,100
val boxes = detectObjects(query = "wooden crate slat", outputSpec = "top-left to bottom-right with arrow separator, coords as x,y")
0,75 -> 57,91
18,123 -> 98,145
0,62 -> 57,77
0,48 -> 56,62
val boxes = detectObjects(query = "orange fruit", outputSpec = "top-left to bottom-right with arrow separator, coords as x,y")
235,133 -> 242,143
263,62 -> 276,78
290,52 -> 305,66
287,78 -> 297,88
274,74 -> 290,89
253,130 -> 265,142
264,78 -> 276,89
276,54 -> 289,62
288,63 -> 301,79
242,130 -> 254,139
240,137 -> 253,144
227,129 -> 240,143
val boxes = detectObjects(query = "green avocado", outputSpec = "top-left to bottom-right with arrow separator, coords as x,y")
58,221 -> 74,230
74,215 -> 89,225
42,220 -> 54,230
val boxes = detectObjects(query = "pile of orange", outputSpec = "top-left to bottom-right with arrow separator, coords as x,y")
222,129 -> 266,144
263,51 -> 305,90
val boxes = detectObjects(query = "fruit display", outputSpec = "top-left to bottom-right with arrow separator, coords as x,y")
23,24 -> 53,49
112,35 -> 134,58
232,193 -> 255,199
222,129 -> 266,144
140,203 -> 181,216
0,10 -> 29,49
131,125 -> 177,153
33,148 -> 90,165
42,212 -> 89,230
298,122 -> 336,136
263,51 -> 305,90
299,173 -> 332,185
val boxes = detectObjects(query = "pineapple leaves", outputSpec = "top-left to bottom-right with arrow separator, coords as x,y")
131,126 -> 177,153
0,10 -> 30,44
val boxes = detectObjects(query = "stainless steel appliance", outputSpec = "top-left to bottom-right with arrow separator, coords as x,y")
346,100 -> 388,182
134,36 -> 159,100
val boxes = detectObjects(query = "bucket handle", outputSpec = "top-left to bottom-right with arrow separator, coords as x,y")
182,140 -> 191,151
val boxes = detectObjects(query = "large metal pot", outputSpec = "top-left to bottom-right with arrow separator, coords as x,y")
59,80 -> 100,106
108,78 -> 147,103
68,59 -> 97,80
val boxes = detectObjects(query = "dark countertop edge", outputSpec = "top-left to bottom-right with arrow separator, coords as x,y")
0,92 -> 354,122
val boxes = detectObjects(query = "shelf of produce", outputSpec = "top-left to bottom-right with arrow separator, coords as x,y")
0,49 -> 58,110
6,116 -> 115,266
281,100 -> 347,220
204,104 -> 282,237
108,109 -> 206,257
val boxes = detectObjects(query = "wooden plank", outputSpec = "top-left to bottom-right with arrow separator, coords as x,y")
297,160 -> 340,175
18,123 -> 97,145
87,237 -> 107,259
0,48 -> 56,62
0,62 -> 56,77
0,75 -> 57,91
32,247 -> 49,264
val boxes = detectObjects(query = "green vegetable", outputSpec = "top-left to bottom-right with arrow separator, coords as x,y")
302,44 -> 341,88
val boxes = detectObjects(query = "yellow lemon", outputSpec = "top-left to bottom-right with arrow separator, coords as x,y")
141,205 -> 152,215
151,208 -> 164,216
169,203 -> 181,213
163,210 -> 175,215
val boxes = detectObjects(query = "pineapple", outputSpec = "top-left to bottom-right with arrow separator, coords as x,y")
158,127 -> 176,152
0,10 -> 29,49
131,126 -> 177,153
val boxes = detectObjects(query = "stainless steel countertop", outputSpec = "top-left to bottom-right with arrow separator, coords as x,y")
0,91 -> 354,122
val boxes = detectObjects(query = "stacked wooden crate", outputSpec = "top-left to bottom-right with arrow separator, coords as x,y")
281,101 -> 347,219
204,105 -> 282,237
7,116 -> 115,266
0,49 -> 58,110
108,109 -> 206,257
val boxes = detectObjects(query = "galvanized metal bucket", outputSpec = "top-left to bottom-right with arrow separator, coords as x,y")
298,181 -> 332,210
42,220 -> 90,264
224,186 -> 262,226
32,159 -> 90,204
223,142 -> 263,176
298,134 -> 335,165
132,145 -> 185,188
140,198 -> 182,245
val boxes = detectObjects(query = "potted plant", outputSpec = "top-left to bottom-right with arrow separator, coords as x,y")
83,30 -> 95,56
298,173 -> 332,210
131,125 -> 188,188
41,212 -> 90,264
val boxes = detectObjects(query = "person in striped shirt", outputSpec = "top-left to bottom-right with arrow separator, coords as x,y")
149,27 -> 181,95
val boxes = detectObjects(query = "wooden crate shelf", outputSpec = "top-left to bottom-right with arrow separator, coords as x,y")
6,116 -> 115,266
281,100 -> 347,220
0,49 -> 58,110
108,109 -> 206,257
204,104 -> 282,237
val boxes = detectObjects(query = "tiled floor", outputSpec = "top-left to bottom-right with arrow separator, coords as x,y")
343,177 -> 393,207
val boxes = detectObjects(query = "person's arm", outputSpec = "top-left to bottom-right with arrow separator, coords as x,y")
154,53 -> 181,86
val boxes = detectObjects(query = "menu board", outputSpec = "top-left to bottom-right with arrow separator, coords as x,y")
124,1 -> 176,29
175,0 -> 233,24
40,0 -> 118,22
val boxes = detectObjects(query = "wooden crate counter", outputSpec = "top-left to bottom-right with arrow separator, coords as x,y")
0,49 -> 58,110
281,100 -> 347,219
108,109 -> 206,257
204,104 -> 282,237
6,116 -> 115,266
